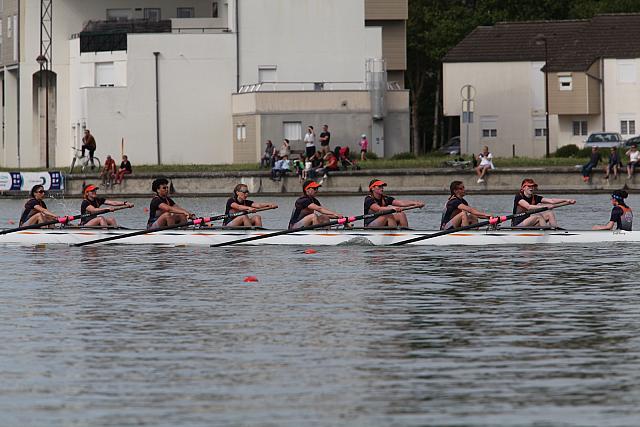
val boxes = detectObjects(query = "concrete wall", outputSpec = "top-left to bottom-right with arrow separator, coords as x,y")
603,58 -> 640,139
443,61 -> 557,157
238,0 -> 374,85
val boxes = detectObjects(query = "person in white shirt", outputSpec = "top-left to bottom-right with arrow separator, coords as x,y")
626,144 -> 640,179
271,155 -> 291,181
304,126 -> 316,158
475,146 -> 495,183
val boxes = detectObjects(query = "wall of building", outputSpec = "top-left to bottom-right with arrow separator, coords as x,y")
443,61 -> 556,157
603,57 -> 640,139
68,32 -> 237,166
238,0 -> 375,85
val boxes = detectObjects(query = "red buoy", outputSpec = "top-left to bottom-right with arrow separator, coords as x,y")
243,276 -> 259,283
304,249 -> 317,254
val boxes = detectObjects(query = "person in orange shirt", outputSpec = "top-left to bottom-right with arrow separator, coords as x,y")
100,155 -> 117,187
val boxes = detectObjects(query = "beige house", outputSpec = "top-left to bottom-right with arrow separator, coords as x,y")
443,14 -> 640,158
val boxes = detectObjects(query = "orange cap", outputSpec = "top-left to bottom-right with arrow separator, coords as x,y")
304,181 -> 322,191
520,178 -> 538,189
369,180 -> 387,190
84,184 -> 99,194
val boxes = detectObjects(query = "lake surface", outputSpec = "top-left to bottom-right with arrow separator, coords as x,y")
1,194 -> 639,426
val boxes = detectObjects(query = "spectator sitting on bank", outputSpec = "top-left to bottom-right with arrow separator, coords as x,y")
315,151 -> 339,179
604,147 -> 623,180
336,146 -> 358,170
307,151 -> 324,178
627,144 -> 640,179
359,134 -> 368,161
261,140 -> 275,168
270,155 -> 291,181
475,146 -> 495,184
293,155 -> 306,182
581,146 -> 601,183
278,138 -> 291,159
115,155 -> 132,185
100,155 -> 117,187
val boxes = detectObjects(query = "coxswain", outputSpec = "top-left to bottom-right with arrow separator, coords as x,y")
80,184 -> 133,227
364,179 -> 424,227
288,179 -> 342,229
513,178 -> 576,227
440,180 -> 492,230
148,178 -> 195,229
18,185 -> 58,226
592,190 -> 632,231
223,184 -> 277,227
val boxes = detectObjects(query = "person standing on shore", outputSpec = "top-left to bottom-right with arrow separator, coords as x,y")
304,126 -> 316,158
592,190 -> 632,231
81,129 -> 97,169
319,124 -> 331,155
359,134 -> 368,161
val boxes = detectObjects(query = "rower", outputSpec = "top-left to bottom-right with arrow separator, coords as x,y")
513,178 -> 575,227
593,190 -> 632,231
148,178 -> 196,229
364,179 -> 424,228
288,179 -> 343,229
440,180 -> 492,230
223,184 -> 277,227
80,184 -> 133,227
19,185 -> 58,227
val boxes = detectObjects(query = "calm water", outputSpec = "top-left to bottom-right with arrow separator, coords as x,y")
1,194 -> 640,426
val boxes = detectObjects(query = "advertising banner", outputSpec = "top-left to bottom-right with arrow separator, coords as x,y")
0,171 -> 64,191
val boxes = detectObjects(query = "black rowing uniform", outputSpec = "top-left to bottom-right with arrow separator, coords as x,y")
512,193 -> 543,226
364,194 -> 395,226
224,197 -> 254,225
289,195 -> 320,229
440,196 -> 468,230
611,205 -> 633,231
148,195 -> 175,228
80,197 -> 106,225
19,198 -> 47,226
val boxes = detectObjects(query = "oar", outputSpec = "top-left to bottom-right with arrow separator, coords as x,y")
73,206 -> 277,247
391,201 -> 573,246
0,205 -> 132,235
210,205 -> 422,247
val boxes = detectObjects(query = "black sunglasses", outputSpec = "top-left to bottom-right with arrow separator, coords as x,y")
35,190 -> 45,194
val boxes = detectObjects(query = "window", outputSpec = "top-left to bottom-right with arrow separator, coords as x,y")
177,7 -> 194,18
258,66 -> 277,83
572,120 -> 588,136
236,124 -> 246,142
212,2 -> 219,18
621,120 -> 636,135
558,75 -> 572,91
283,122 -> 302,141
144,8 -> 161,22
533,117 -> 547,138
12,15 -> 17,61
107,8 -> 132,21
480,116 -> 497,138
617,59 -> 636,84
95,62 -> 115,87
6,14 -> 10,38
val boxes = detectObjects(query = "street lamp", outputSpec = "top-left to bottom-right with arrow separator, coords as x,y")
36,54 -> 50,168
535,35 -> 550,157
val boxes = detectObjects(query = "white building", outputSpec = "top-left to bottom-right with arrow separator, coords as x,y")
0,0 -> 409,168
442,14 -> 640,158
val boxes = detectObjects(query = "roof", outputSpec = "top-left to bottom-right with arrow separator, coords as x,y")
443,14 -> 640,71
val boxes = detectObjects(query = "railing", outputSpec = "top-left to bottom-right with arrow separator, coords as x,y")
238,81 -> 402,93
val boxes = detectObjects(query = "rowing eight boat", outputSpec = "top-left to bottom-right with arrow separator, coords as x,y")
0,227 -> 637,246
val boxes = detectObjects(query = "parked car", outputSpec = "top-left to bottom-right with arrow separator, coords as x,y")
439,136 -> 461,155
584,132 -> 624,148
624,135 -> 640,148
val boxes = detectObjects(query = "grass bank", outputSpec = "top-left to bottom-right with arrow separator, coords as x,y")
1,155 -> 590,173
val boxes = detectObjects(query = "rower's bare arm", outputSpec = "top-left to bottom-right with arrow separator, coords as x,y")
105,200 -> 133,208
34,205 -> 57,219
230,202 -> 253,212
393,200 -> 425,209
542,197 -> 576,205
252,202 -> 277,210
460,204 -> 489,218
311,204 -> 341,218
593,221 -> 615,230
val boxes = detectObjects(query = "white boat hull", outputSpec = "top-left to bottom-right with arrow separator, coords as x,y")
0,228 -> 638,246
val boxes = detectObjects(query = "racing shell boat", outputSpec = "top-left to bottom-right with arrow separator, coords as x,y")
0,227 -> 638,246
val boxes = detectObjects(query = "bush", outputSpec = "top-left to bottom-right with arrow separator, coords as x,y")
577,146 -> 594,158
365,151 -> 379,160
554,144 -> 580,157
390,152 -> 416,160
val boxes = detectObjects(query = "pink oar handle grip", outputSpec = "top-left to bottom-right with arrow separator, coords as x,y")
57,216 -> 70,224
336,216 -> 357,225
193,218 -> 205,226
488,215 -> 508,225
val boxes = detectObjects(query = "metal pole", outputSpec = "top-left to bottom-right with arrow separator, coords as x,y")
45,70 -> 49,168
153,52 -> 161,165
544,40 -> 550,157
